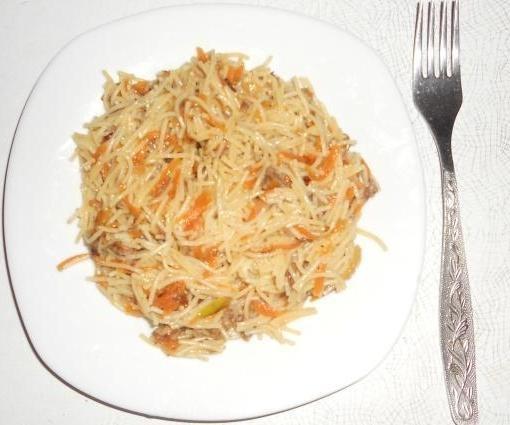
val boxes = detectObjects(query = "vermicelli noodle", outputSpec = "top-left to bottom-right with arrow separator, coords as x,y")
71,48 -> 378,358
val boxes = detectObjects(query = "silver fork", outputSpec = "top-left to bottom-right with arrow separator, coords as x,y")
413,1 -> 478,424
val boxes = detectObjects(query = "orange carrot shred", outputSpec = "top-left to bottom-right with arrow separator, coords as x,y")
100,162 -> 112,179
243,163 -> 262,190
191,245 -> 219,267
346,186 -> 355,202
88,199 -> 101,209
95,209 -> 111,226
128,228 -> 143,238
251,300 -> 280,318
132,80 -> 151,95
245,198 -> 266,222
164,133 -> 180,150
196,47 -> 209,63
153,333 -> 179,354
179,190 -> 213,231
204,114 -> 226,130
153,281 -> 188,314
278,151 -> 317,165
123,197 -> 141,218
226,64 -> 244,86
133,130 -> 160,166
93,142 -> 108,161
294,225 -> 316,241
352,201 -> 365,218
331,219 -> 347,234
150,159 -> 181,198
312,263 -> 327,298
309,144 -> 340,181
124,301 -> 142,317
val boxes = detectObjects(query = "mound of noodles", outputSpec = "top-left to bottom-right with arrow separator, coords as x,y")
71,48 -> 378,358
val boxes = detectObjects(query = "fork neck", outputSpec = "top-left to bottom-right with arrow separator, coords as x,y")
431,130 -> 455,173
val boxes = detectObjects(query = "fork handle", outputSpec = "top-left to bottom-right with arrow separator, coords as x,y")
440,168 -> 479,424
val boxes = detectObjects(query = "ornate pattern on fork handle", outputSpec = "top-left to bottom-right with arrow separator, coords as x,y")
440,169 -> 479,425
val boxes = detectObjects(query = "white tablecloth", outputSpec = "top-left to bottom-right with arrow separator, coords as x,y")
1,0 -> 508,423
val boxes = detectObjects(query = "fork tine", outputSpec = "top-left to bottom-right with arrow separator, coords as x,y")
427,1 -> 435,77
413,1 -> 424,79
451,0 -> 460,74
439,1 -> 448,77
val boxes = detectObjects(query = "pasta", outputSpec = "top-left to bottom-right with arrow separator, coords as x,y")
71,48 -> 378,358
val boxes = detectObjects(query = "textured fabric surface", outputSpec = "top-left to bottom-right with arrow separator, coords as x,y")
0,0 -> 508,424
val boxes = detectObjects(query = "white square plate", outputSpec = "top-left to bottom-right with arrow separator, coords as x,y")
4,4 -> 424,421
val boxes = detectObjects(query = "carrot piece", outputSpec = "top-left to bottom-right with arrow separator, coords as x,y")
153,333 -> 179,354
313,136 -> 322,151
150,159 -> 181,198
124,301 -> 142,317
133,130 -> 160,166
227,67 -> 235,84
153,281 -> 188,314
191,245 -> 219,267
342,246 -> 361,280
100,162 -> 112,179
196,47 -> 209,63
234,64 -> 244,82
253,239 -> 302,254
245,198 -> 266,222
95,209 -> 111,226
330,219 -> 347,234
312,263 -> 327,298
346,186 -> 355,202
93,142 -> 108,161
56,253 -> 90,271
88,199 -> 101,209
278,151 -> 317,165
179,190 -> 213,231
128,228 -> 143,238
123,197 -> 141,218
243,163 -> 262,190
293,225 -> 316,241
163,133 -> 180,150
352,201 -> 365,218
226,64 -> 244,86
132,80 -> 151,95
204,114 -> 226,130
251,300 -> 280,318
309,144 -> 341,181
244,178 -> 257,190
150,163 -> 172,196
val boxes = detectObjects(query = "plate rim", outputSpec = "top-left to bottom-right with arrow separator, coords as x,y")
2,2 -> 427,422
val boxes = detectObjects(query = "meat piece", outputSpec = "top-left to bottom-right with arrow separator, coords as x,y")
361,160 -> 379,200
262,167 -> 292,190
109,241 -> 137,256
221,306 -> 244,331
102,126 -> 116,142
191,328 -> 223,339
